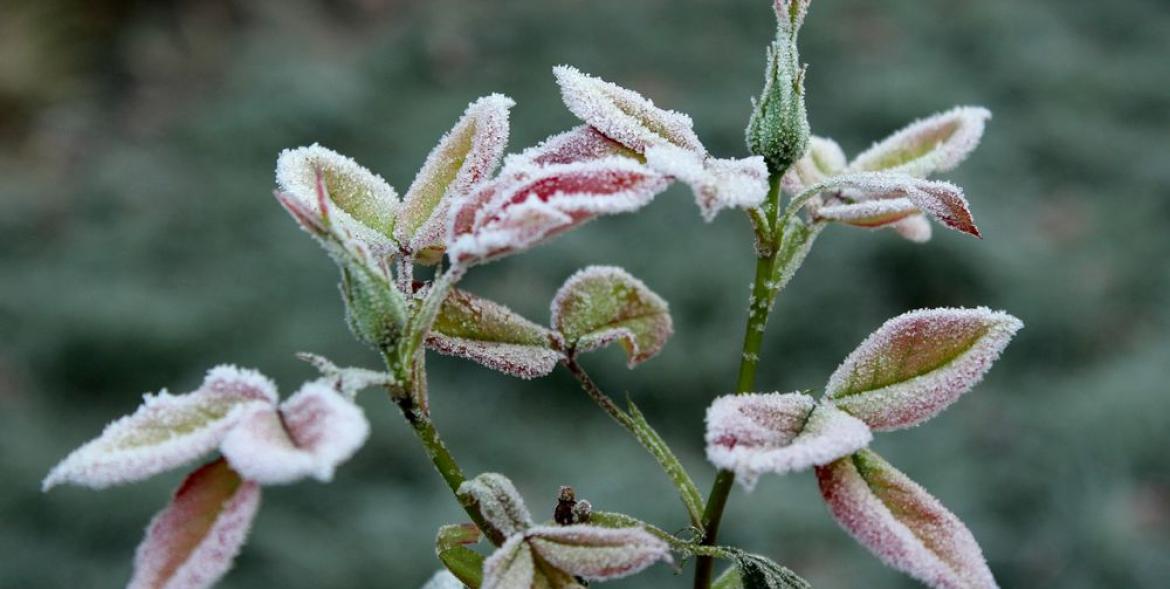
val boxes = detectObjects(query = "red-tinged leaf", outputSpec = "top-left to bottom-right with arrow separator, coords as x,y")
816,450 -> 998,589
781,135 -> 847,195
428,288 -> 562,379
525,525 -> 672,581
849,107 -> 991,178
446,158 -> 668,265
219,381 -> 369,485
553,65 -> 706,155
645,144 -> 769,221
807,172 -> 980,238
905,180 -> 981,238
512,125 -> 640,167
814,198 -> 920,228
825,308 -> 1023,431
551,266 -> 673,367
43,366 -> 277,490
275,144 -> 400,252
129,458 -> 261,589
396,94 -> 515,263
705,393 -> 872,490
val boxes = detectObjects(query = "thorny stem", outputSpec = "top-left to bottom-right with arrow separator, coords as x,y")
564,356 -> 706,529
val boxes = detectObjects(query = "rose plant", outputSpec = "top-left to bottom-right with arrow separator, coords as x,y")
44,2 -> 1021,588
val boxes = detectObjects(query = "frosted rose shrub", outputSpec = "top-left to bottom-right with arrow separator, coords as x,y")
45,2 -> 1022,588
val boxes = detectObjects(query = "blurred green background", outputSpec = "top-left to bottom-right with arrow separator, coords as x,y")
2,0 -> 1168,587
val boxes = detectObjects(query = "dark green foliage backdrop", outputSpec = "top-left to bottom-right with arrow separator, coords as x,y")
2,0 -> 1167,587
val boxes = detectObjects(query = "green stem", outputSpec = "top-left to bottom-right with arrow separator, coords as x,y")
564,357 -> 705,528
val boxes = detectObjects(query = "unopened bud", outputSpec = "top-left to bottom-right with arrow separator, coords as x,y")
746,2 -> 812,174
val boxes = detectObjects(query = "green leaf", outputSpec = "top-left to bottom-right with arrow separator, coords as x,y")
712,566 -> 744,589
438,545 -> 484,588
340,261 -> 408,351
726,550 -> 811,589
551,266 -> 673,367
428,287 -> 562,379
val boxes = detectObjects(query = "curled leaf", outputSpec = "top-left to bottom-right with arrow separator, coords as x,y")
705,392 -> 872,490
553,65 -> 705,155
551,266 -> 673,367
816,450 -> 997,589
219,380 -> 370,485
825,308 -> 1022,431
43,366 -> 277,490
128,458 -> 261,589
447,158 -> 668,265
428,288 -> 562,379
526,525 -> 672,581
276,144 -> 400,252
848,107 -> 991,178
396,94 -> 515,263
457,473 -> 533,538
781,135 -> 847,195
811,172 -> 980,238
814,198 -> 920,228
512,125 -> 639,167
644,145 -> 770,221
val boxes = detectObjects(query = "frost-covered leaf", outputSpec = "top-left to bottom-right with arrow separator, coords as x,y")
526,525 -> 672,581
814,198 -> 920,228
276,144 -> 400,252
551,266 -> 673,367
422,570 -> 467,589
511,125 -> 640,167
457,473 -> 533,538
891,214 -> 933,243
645,144 -> 770,221
128,458 -> 261,589
849,107 -> 991,178
725,549 -> 811,589
295,352 -> 397,399
396,94 -> 515,264
482,535 -> 535,589
781,135 -> 846,195
447,158 -> 668,265
816,450 -> 997,589
553,65 -> 706,155
825,308 -> 1022,431
219,380 -> 370,485
339,257 -> 409,350
436,524 -> 485,587
810,172 -> 980,238
428,288 -> 562,379
43,366 -> 277,490
705,392 -> 872,490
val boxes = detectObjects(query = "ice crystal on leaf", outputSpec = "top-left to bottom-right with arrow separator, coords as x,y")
512,125 -> 639,167
551,266 -> 673,367
780,135 -> 845,195
816,450 -> 998,589
705,392 -> 871,490
129,458 -> 260,589
457,473 -> 534,538
525,525 -> 672,582
825,307 -> 1022,431
848,107 -> 991,179
296,352 -> 397,399
276,144 -> 400,253
43,366 -> 277,490
396,94 -> 515,264
420,570 -> 465,589
553,65 -> 705,155
644,145 -> 770,222
446,158 -> 668,265
810,172 -> 981,238
482,535 -> 543,589
219,380 -> 370,485
428,287 -> 562,379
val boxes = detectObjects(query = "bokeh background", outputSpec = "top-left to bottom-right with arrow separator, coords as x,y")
2,0 -> 1168,587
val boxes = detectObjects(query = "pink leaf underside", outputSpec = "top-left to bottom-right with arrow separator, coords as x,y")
482,535 -> 536,589
817,172 -> 980,237
848,106 -> 991,178
705,392 -> 872,490
781,135 -> 847,195
644,144 -> 769,221
456,473 -> 534,537
43,366 -> 277,490
446,158 -> 668,264
129,458 -> 262,589
427,288 -> 562,379
553,65 -> 706,155
526,525 -> 672,581
511,125 -> 638,167
275,144 -> 400,252
816,450 -> 998,589
219,380 -> 370,485
395,94 -> 515,261
825,307 -> 1022,431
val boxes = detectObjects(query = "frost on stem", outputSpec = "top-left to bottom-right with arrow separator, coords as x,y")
43,366 -> 277,490
446,157 -> 668,265
395,94 -> 515,264
219,380 -> 370,485
816,450 -> 998,589
551,266 -> 673,368
705,392 -> 871,490
849,107 -> 991,178
825,307 -> 1023,431
276,144 -> 400,253
129,458 -> 261,589
427,287 -> 562,379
